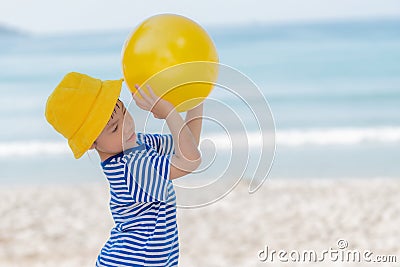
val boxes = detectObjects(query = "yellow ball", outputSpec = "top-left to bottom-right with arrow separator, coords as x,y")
122,14 -> 219,112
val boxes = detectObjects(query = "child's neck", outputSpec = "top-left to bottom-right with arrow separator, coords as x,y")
97,150 -> 120,163
97,143 -> 139,162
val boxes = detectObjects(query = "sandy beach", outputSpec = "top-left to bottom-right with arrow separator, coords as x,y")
1,178 -> 399,267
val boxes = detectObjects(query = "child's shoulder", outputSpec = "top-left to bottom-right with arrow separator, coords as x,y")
101,140 -> 146,168
101,132 -> 172,168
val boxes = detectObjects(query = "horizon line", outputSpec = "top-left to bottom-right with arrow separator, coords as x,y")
1,15 -> 399,37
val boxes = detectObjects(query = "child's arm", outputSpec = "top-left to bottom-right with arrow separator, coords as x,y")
132,85 -> 201,180
184,103 -> 203,146
137,132 -> 175,155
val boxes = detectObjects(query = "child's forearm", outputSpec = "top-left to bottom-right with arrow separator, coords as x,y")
185,103 -> 203,146
166,109 -> 201,163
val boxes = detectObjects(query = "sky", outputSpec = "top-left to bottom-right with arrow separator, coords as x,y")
0,0 -> 400,34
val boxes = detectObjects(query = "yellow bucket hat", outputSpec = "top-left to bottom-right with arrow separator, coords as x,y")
45,72 -> 123,159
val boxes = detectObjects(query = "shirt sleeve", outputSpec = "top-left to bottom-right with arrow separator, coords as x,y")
124,151 -> 171,202
137,132 -> 175,155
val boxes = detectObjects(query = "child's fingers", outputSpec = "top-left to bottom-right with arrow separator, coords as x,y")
132,87 -> 144,102
132,91 -> 143,105
132,92 -> 149,109
132,88 -> 141,97
146,85 -> 159,101
133,96 -> 149,110
132,91 -> 139,101
135,85 -> 152,104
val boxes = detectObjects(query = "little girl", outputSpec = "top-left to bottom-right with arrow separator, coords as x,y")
45,72 -> 202,266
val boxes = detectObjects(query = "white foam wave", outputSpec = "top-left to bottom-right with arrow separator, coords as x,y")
277,126 -> 400,146
0,141 -> 70,157
203,126 -> 400,149
1,127 -> 400,157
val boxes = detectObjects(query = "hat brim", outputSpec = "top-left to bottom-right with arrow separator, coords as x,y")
68,79 -> 123,159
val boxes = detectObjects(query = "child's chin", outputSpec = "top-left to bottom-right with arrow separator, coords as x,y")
123,139 -> 137,150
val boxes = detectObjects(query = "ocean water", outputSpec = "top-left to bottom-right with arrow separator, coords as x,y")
0,19 -> 399,185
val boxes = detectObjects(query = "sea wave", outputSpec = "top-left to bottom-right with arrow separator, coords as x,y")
202,126 -> 400,149
1,126 -> 400,157
0,141 -> 70,157
277,126 -> 400,146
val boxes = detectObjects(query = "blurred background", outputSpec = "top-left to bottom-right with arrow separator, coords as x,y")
0,0 -> 399,184
1,1 -> 400,266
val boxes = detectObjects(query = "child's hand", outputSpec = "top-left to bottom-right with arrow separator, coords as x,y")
132,84 -> 175,119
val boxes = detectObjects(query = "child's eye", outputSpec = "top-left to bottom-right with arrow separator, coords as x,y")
112,125 -> 118,133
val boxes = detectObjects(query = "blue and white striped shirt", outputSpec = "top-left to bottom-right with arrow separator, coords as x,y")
96,132 -> 178,267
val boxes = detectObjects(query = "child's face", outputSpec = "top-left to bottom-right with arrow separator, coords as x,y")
93,100 -> 137,155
